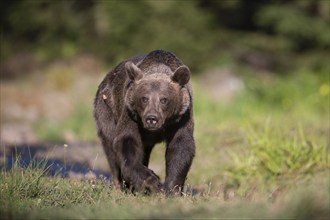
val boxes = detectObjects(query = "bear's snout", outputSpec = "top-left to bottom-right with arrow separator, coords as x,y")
145,115 -> 160,130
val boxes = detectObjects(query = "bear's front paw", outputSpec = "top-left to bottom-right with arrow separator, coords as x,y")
133,165 -> 163,194
142,167 -> 163,193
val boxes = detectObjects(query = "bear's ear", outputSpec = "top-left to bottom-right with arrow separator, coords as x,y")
171,65 -> 191,86
125,61 -> 143,81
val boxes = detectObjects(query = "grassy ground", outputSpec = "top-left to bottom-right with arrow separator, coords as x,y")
1,167 -> 328,219
0,63 -> 329,219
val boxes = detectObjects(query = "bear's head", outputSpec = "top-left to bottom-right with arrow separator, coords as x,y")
125,61 -> 191,131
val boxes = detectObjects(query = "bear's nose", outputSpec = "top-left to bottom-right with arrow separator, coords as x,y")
146,115 -> 158,126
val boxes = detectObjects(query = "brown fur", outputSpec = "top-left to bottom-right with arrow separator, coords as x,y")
94,50 -> 195,194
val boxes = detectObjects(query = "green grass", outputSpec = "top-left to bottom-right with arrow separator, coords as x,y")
1,66 -> 329,219
36,102 -> 96,142
225,124 -> 328,189
0,165 -> 329,219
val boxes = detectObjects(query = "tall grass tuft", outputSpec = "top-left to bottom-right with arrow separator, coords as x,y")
225,123 -> 329,190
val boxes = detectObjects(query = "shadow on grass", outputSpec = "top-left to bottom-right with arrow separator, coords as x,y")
1,144 -> 112,181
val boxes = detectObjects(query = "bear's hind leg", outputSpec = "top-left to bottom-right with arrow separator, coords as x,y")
99,132 -> 122,185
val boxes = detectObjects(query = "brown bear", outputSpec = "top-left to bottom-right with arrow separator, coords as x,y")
94,49 -> 195,194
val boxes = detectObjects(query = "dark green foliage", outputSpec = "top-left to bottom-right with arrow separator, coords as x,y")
199,0 -> 329,51
255,2 -> 329,50
2,0 -> 215,71
2,0 -> 328,74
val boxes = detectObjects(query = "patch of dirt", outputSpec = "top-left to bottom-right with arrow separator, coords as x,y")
200,68 -> 245,103
0,54 -> 111,180
0,54 -> 104,145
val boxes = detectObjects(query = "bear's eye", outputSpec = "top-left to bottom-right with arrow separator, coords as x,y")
141,97 -> 149,104
160,98 -> 168,105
